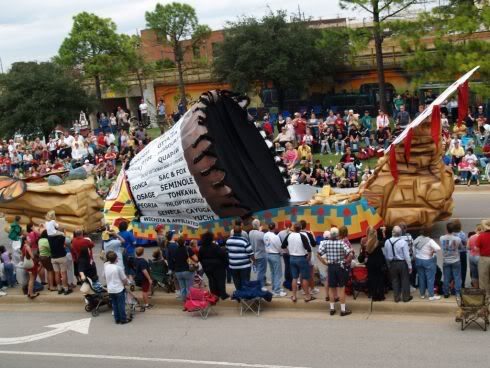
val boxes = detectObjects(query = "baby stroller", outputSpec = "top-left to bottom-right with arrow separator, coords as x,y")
82,278 -> 111,317
456,288 -> 489,331
351,266 -> 368,300
148,258 -> 175,295
125,287 -> 146,320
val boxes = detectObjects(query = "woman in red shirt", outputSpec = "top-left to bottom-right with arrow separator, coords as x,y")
21,237 -> 40,299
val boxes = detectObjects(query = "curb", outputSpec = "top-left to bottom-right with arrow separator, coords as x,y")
0,291 -> 457,315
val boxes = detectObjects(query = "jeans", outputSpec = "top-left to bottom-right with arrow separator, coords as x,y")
109,290 -> 127,323
3,263 -> 16,287
175,271 -> 194,298
230,267 -> 251,290
267,253 -> 282,294
443,262 -> 462,296
469,255 -> 479,281
282,254 -> 292,290
479,157 -> 489,168
255,257 -> 267,288
335,140 -> 345,154
460,251 -> 467,287
320,141 -> 331,154
415,257 -> 436,297
363,136 -> 371,147
344,163 -> 356,176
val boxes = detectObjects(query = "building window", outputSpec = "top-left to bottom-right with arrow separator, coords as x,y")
193,45 -> 201,59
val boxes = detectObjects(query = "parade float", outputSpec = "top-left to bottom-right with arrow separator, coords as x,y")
0,175 -> 104,234
104,67 -> 479,242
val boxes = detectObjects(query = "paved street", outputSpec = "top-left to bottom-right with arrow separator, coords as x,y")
0,306 -> 489,368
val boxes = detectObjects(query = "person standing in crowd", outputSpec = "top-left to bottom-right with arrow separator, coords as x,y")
118,222 -> 136,283
104,251 -> 131,324
8,215 -> 22,264
451,219 -> 468,287
71,230 -> 95,285
413,228 -> 441,300
226,223 -> 254,290
249,219 -> 267,290
281,223 -> 314,303
172,237 -> 198,299
77,247 -> 98,283
198,232 -> 229,300
440,222 -> 464,299
468,226 -> 481,288
38,230 -> 55,291
383,226 -> 412,303
0,245 -> 15,288
317,227 -> 352,315
278,221 -> 293,291
399,222 -> 415,288
21,236 -> 39,299
157,99 -> 166,132
134,247 -> 153,309
102,229 -> 125,270
264,222 -> 287,297
396,105 -> 411,129
139,99 -> 148,124
300,219 -> 319,295
364,227 -> 386,302
476,219 -> 490,297
48,227 -> 72,296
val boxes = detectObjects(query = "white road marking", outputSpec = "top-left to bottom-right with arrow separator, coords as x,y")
0,350 -> 310,368
0,318 -> 91,345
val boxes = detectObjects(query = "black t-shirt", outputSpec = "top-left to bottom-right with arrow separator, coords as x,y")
465,116 -> 474,128
349,130 -> 360,139
78,257 -> 98,281
301,166 -> 312,175
134,257 -> 149,282
173,246 -> 194,273
48,235 -> 66,259
336,131 -> 346,140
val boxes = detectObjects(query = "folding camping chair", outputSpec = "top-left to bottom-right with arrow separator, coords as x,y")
183,287 -> 218,320
240,297 -> 262,316
457,288 -> 489,331
232,280 -> 271,317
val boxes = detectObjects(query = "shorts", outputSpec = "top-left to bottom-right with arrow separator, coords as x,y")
51,256 -> 67,272
327,264 -> 348,288
40,256 -> 54,272
469,255 -> 479,280
140,278 -> 151,293
289,255 -> 311,280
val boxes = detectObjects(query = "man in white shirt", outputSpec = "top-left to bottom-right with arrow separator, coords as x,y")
104,251 -> 130,324
104,132 -> 116,146
264,222 -> 287,297
71,143 -> 84,161
139,99 -> 148,123
281,223 -> 313,302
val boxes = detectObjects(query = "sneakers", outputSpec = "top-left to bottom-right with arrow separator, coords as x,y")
0,291 -> 7,297
429,295 -> 441,301
1,286 -> 7,292
261,287 -> 268,292
64,289 -> 73,295
272,291 -> 288,298
311,288 -> 320,295
340,310 -> 352,317
420,295 -> 425,299
58,289 -> 63,295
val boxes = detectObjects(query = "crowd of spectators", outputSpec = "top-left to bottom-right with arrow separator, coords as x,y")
263,95 -> 490,187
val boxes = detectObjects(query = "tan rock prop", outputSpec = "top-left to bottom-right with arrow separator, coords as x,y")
0,177 -> 104,234
362,118 -> 454,227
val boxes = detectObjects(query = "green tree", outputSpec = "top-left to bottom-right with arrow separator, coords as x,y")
120,34 -> 157,98
0,62 -> 95,139
393,0 -> 490,96
58,12 -> 127,102
213,11 -> 351,109
145,2 -> 211,109
340,0 -> 420,112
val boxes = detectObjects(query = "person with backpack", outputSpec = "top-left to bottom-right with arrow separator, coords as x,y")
383,226 -> 413,303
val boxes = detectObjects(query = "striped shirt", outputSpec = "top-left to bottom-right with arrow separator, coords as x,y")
226,235 -> 253,270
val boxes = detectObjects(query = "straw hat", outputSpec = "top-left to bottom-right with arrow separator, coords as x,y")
481,219 -> 490,231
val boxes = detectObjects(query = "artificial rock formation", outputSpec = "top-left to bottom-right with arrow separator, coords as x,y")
361,118 -> 454,227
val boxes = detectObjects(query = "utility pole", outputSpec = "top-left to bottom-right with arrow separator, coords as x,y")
0,57 -> 4,74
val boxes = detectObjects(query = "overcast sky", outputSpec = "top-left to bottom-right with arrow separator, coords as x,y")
0,0 -> 360,70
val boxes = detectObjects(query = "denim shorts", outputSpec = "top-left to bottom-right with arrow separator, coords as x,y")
289,255 -> 310,280
469,255 -> 479,280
